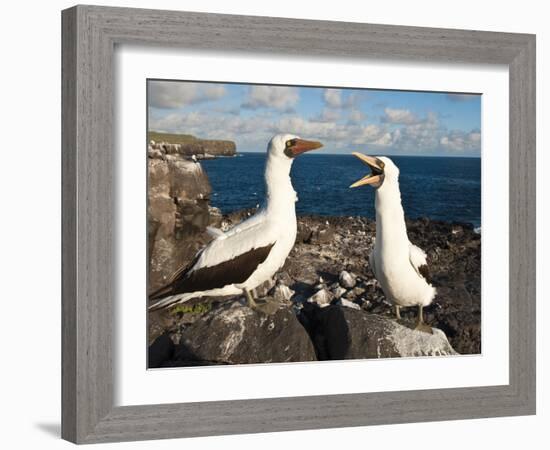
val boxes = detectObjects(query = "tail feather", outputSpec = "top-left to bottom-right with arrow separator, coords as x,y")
148,284 -> 175,301
148,292 -> 197,311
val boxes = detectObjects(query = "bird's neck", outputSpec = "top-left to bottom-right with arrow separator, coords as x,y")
264,156 -> 297,218
375,180 -> 409,251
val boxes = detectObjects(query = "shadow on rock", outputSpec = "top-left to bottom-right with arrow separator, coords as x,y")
301,305 -> 457,360
298,303 -> 350,360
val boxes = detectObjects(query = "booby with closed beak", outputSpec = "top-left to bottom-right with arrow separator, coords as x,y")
148,134 -> 323,312
350,153 -> 436,332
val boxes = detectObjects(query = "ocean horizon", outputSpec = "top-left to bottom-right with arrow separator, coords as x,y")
201,152 -> 481,227
235,151 -> 481,158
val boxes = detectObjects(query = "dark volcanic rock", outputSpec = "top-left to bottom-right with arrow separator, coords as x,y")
147,156 -> 212,292
167,301 -> 317,366
147,208 -> 481,360
302,305 -> 456,360
289,215 -> 481,355
404,218 -> 481,354
148,334 -> 175,368
297,220 -> 335,244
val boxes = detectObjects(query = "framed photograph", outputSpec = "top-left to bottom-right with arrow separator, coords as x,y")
62,5 -> 536,444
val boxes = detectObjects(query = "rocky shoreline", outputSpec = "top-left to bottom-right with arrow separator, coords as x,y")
148,211 -> 480,367
147,151 -> 481,367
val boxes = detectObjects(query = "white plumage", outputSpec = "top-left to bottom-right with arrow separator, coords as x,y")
149,133 -> 322,311
351,154 -> 436,326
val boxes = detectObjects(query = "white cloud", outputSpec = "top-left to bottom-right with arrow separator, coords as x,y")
150,111 -> 267,139
323,89 -> 361,109
259,117 -> 385,149
323,89 -> 343,108
350,124 -> 387,144
372,132 -> 393,146
382,107 -> 421,125
440,130 -> 481,151
148,81 -> 226,109
148,80 -> 480,155
151,109 -> 375,150
381,111 -> 481,153
314,108 -> 341,123
393,112 -> 440,148
469,131 -> 481,142
150,106 -> 480,155
348,109 -> 366,123
242,86 -> 299,111
270,116 -> 340,139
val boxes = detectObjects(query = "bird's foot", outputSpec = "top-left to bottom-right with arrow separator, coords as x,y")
414,304 -> 432,334
415,322 -> 433,334
395,305 -> 402,320
249,298 -> 280,315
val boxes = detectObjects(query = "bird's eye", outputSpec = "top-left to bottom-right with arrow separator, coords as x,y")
286,139 -> 296,148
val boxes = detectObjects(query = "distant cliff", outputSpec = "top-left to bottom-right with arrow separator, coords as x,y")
148,132 -> 236,158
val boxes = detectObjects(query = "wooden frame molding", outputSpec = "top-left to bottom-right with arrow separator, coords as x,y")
62,5 -> 536,443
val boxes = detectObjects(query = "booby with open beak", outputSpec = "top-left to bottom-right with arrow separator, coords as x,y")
350,153 -> 436,332
149,134 -> 323,312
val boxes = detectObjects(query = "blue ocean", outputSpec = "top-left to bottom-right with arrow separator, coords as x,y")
201,153 -> 481,227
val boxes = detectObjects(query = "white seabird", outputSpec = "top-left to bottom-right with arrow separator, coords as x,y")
350,153 -> 436,332
149,133 -> 323,312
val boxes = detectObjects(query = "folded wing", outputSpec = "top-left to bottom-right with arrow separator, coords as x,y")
409,242 -> 431,283
149,217 -> 276,300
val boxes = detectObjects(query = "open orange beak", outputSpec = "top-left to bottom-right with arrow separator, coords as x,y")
284,139 -> 323,158
349,152 -> 385,188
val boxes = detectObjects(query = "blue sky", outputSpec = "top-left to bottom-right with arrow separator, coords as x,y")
148,80 -> 481,157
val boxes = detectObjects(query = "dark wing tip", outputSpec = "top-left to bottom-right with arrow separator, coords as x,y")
148,251 -> 203,301
418,264 -> 431,284
148,242 -> 276,301
178,242 -> 275,293
148,284 -> 173,301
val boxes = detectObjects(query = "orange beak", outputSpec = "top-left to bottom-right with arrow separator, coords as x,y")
349,152 -> 385,188
285,139 -> 323,158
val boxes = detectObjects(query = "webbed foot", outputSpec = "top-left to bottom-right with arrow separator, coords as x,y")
244,290 -> 279,315
250,298 -> 280,315
415,304 -> 433,334
415,322 -> 433,334
395,305 -> 401,319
